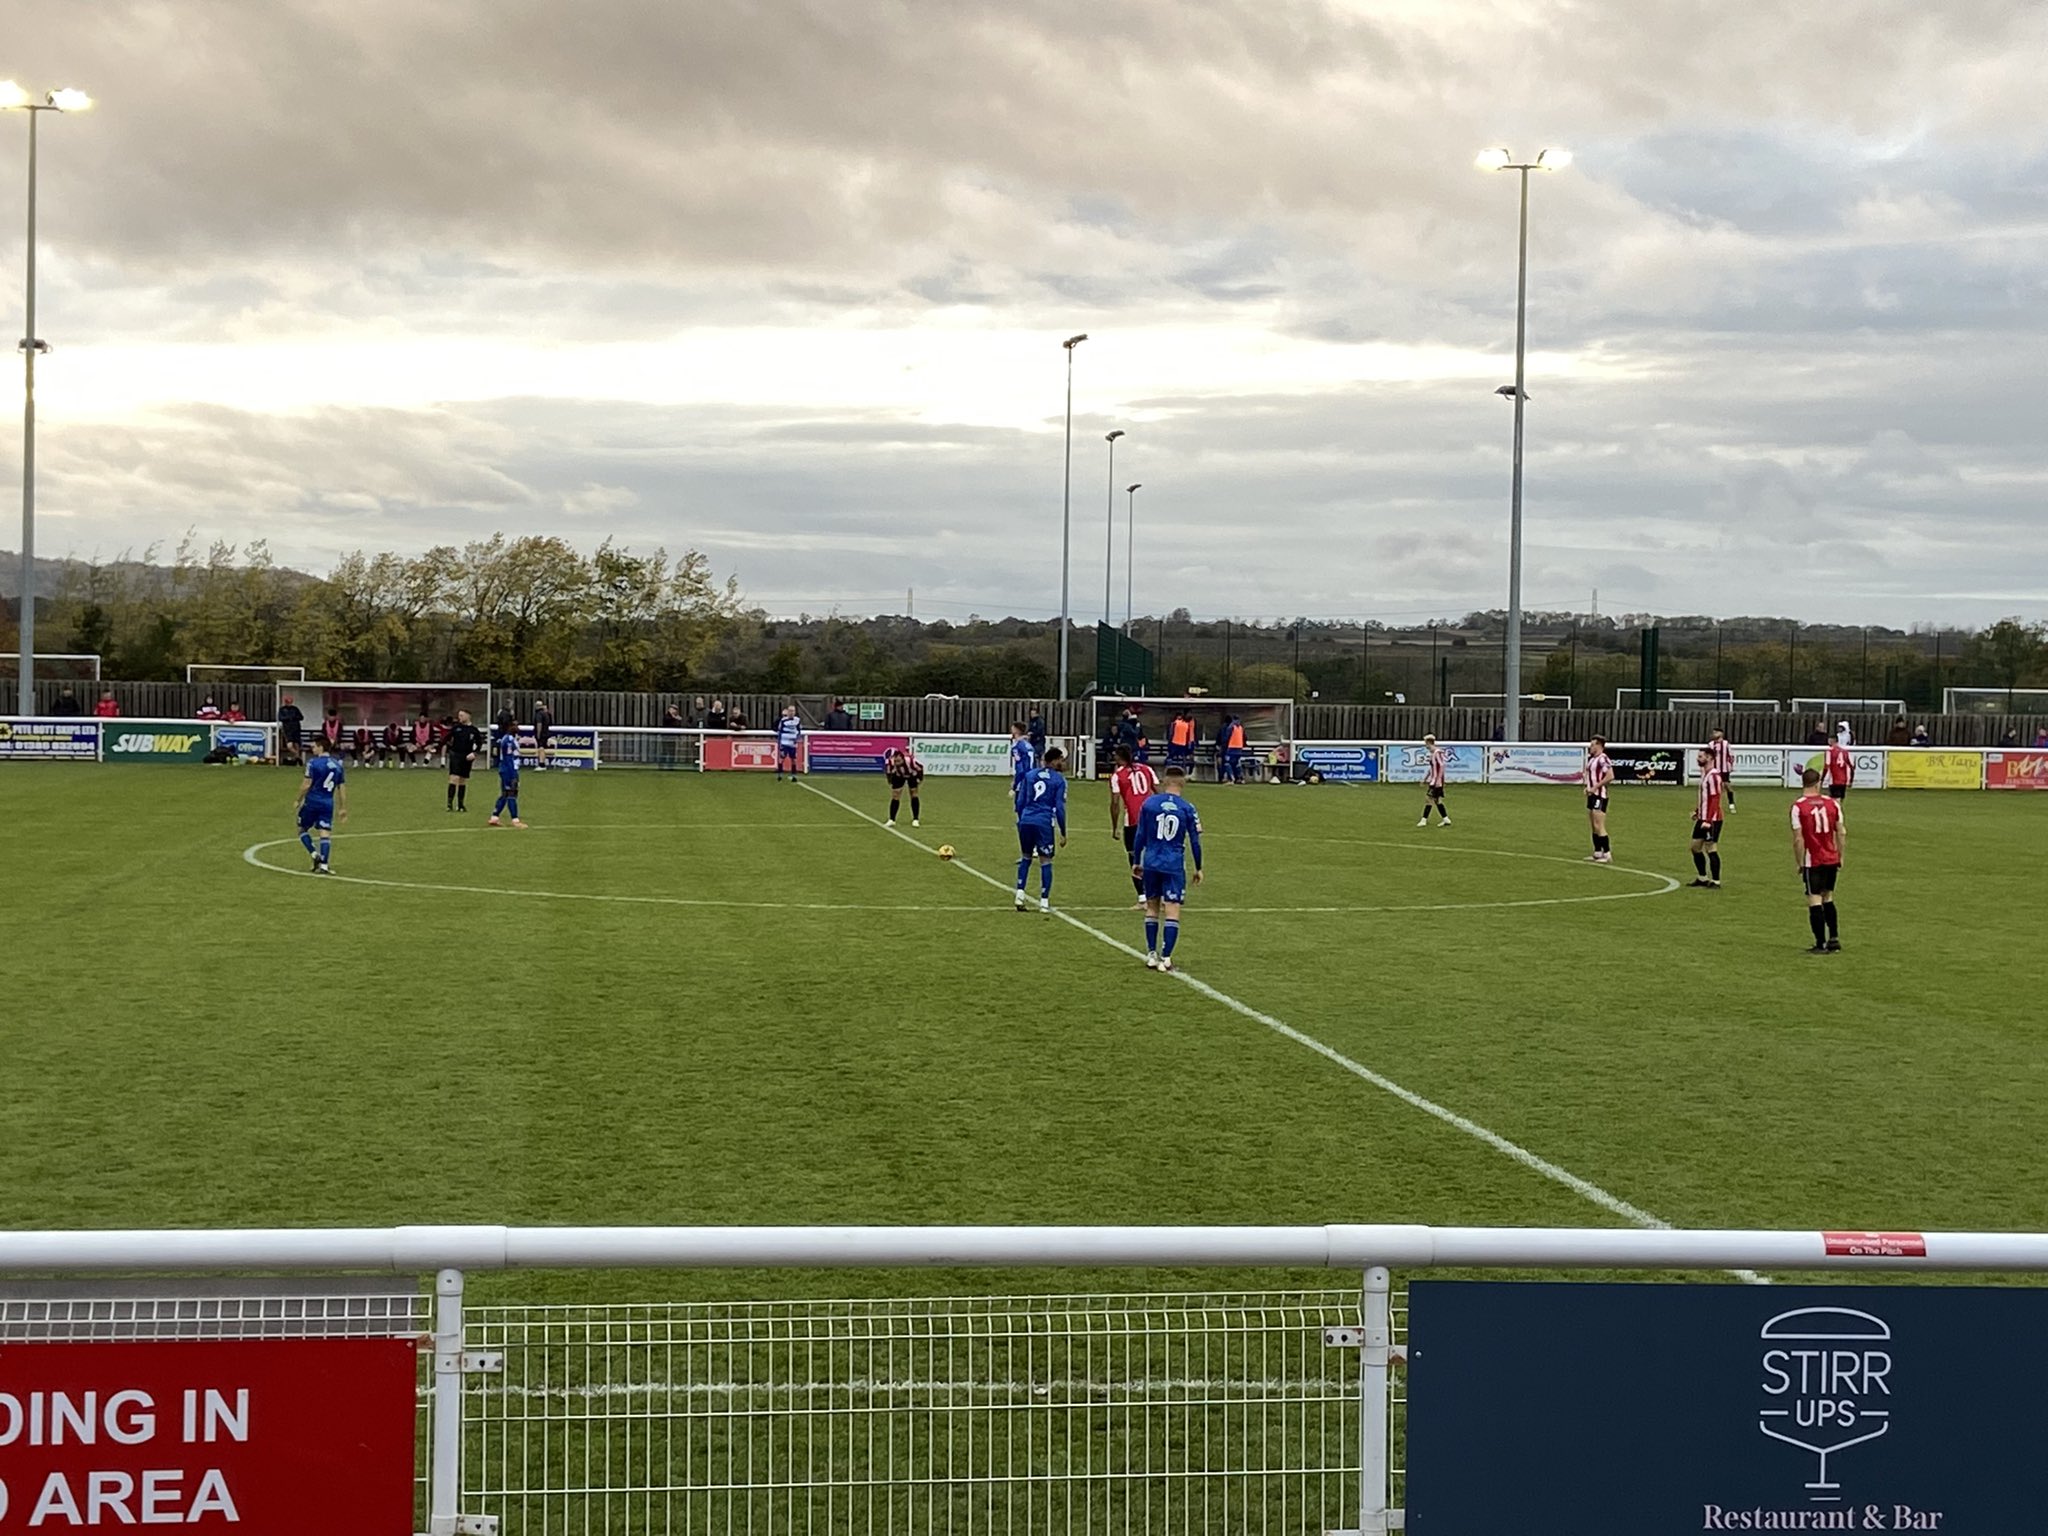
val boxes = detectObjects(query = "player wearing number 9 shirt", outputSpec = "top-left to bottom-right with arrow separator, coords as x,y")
1133,765 -> 1204,973
1014,746 -> 1069,915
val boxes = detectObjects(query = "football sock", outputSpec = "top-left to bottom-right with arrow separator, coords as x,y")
886,801 -> 897,823
1039,863 -> 1053,898
1692,851 -> 1708,877
1145,918 -> 1159,952
446,784 -> 455,808
1016,858 -> 1031,890
1161,920 -> 1180,958
1709,852 -> 1721,880
910,797 -> 920,820
1823,903 -> 1838,939
317,837 -> 331,864
1591,831 -> 1601,852
507,797 -> 518,820
457,785 -> 467,808
1437,797 -> 1448,817
494,795 -> 506,815
1602,835 -> 1612,853
1131,867 -> 1145,896
300,832 -> 315,855
1808,906 -> 1828,944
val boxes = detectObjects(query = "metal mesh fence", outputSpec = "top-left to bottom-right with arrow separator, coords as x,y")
463,1290 -> 1363,1535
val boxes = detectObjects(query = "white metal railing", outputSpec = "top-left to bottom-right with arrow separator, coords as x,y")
3,1224 -> 2045,1536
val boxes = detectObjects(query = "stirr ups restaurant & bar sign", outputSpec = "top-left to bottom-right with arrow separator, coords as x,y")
1405,1277 -> 2046,1533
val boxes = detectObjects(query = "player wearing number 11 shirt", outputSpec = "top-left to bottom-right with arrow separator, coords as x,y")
1790,767 -> 1844,953
1689,749 -> 1724,888
1133,766 -> 1204,973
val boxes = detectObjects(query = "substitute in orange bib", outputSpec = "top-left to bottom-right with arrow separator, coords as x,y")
1166,709 -> 1197,771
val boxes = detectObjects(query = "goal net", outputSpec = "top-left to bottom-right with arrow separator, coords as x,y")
591,729 -> 1089,776
1942,687 -> 2048,716
1792,697 -> 1906,717
1450,692 -> 1570,710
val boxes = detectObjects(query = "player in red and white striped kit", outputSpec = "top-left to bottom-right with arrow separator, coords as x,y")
1584,736 -> 1615,863
1708,727 -> 1736,813
1416,734 -> 1451,828
1689,748 -> 1726,888
1109,745 -> 1161,907
883,745 -> 925,827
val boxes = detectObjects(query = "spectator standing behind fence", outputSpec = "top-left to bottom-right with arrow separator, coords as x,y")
278,694 -> 304,764
93,692 -> 120,718
1888,716 -> 1911,746
661,702 -> 685,731
706,699 -> 729,732
1027,708 -> 1047,762
1910,723 -> 1931,746
532,698 -> 556,770
689,695 -> 707,727
2035,727 -> 2048,749
1805,719 -> 1829,745
196,696 -> 223,720
823,698 -> 854,731
48,687 -> 82,716
225,701 -> 247,723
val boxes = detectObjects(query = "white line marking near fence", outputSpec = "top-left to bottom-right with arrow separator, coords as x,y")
800,780 -> 1764,1283
467,1376 -> 1353,1401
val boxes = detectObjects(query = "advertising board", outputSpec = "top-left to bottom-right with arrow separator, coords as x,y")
1605,744 -> 1685,785
212,724 -> 272,762
1406,1279 -> 2048,1536
1383,743 -> 1485,784
1884,751 -> 1981,791
1731,746 -> 1788,783
0,1336 -> 416,1534
1484,744 -> 1584,785
1982,750 -> 2048,790
1783,747 -> 1887,790
701,735 -> 787,772
0,721 -> 98,761
806,732 -> 910,774
513,725 -> 596,770
909,735 -> 1013,776
1293,742 -> 1381,782
103,724 -> 210,763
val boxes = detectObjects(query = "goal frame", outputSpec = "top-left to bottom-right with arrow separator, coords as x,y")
188,663 -> 306,684
0,651 -> 101,681
1942,686 -> 2048,716
1791,696 -> 1906,717
1450,692 -> 1571,710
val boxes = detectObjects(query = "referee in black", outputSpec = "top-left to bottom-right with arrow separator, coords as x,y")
446,710 -> 483,812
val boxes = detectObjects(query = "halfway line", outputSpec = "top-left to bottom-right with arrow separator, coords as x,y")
799,779 -> 1765,1282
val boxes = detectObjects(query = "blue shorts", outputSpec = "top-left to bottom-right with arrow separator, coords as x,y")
1141,867 -> 1187,904
1166,745 -> 1193,766
778,747 -> 800,767
1017,823 -> 1056,859
1224,750 -> 1244,774
499,774 -> 520,795
298,801 -> 334,833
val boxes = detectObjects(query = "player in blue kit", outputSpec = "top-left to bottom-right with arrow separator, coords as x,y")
775,705 -> 804,780
1132,765 -> 1204,972
294,741 -> 349,874
1013,745 -> 1069,915
1009,721 -> 1036,792
490,727 -> 527,827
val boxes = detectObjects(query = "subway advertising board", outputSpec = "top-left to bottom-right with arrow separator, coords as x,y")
103,723 -> 212,762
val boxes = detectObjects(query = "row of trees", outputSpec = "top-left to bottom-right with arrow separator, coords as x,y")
22,538 -> 2048,704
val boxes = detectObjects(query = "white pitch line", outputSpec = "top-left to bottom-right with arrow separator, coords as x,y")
799,780 -> 1764,1283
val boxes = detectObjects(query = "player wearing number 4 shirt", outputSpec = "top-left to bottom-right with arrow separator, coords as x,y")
1133,766 -> 1204,973
1583,737 -> 1615,863
1416,734 -> 1451,827
1791,768 -> 1844,953
295,748 -> 348,874
1689,749 -> 1724,888
1109,745 -> 1160,907
1708,728 -> 1736,812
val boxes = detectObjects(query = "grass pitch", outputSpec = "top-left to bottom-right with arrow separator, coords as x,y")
2,762 -> 2044,1297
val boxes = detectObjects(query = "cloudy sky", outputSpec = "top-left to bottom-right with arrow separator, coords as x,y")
5,0 -> 2046,626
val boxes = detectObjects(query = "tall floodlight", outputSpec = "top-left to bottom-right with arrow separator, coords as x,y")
3,82 -> 92,716
1124,484 -> 1142,634
1102,429 -> 1125,626
1058,334 -> 1087,700
1475,145 -> 1569,744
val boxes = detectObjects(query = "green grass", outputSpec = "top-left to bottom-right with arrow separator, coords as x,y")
3,762 -> 2045,1300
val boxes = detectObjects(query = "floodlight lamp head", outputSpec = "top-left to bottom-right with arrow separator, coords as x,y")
1127,483 -> 1142,493
1063,333 -> 1088,349
0,81 -> 30,110
1536,147 -> 1570,169
1474,147 -> 1512,171
1106,428 -> 1125,442
48,87 -> 93,111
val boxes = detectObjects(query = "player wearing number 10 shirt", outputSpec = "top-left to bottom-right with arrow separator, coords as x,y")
1133,765 -> 1204,973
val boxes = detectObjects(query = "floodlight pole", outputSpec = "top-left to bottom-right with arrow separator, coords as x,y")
1102,429 -> 1123,627
1059,334 -> 1087,700
15,108 -> 40,717
1124,483 -> 1141,635
1504,163 -> 1531,745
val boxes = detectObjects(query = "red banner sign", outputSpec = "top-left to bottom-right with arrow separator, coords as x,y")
0,1338 -> 416,1531
701,736 -> 784,772
1823,1231 -> 1928,1258
1984,750 -> 2048,789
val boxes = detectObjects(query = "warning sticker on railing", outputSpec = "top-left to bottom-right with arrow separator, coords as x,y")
1823,1231 -> 1928,1258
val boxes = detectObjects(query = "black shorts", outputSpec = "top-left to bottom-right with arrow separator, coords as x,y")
534,728 -> 552,748
1423,783 -> 1444,800
1827,784 -> 1848,801
886,770 -> 922,790
450,757 -> 473,781
1692,819 -> 1722,843
1802,865 -> 1840,896
1586,793 -> 1609,813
